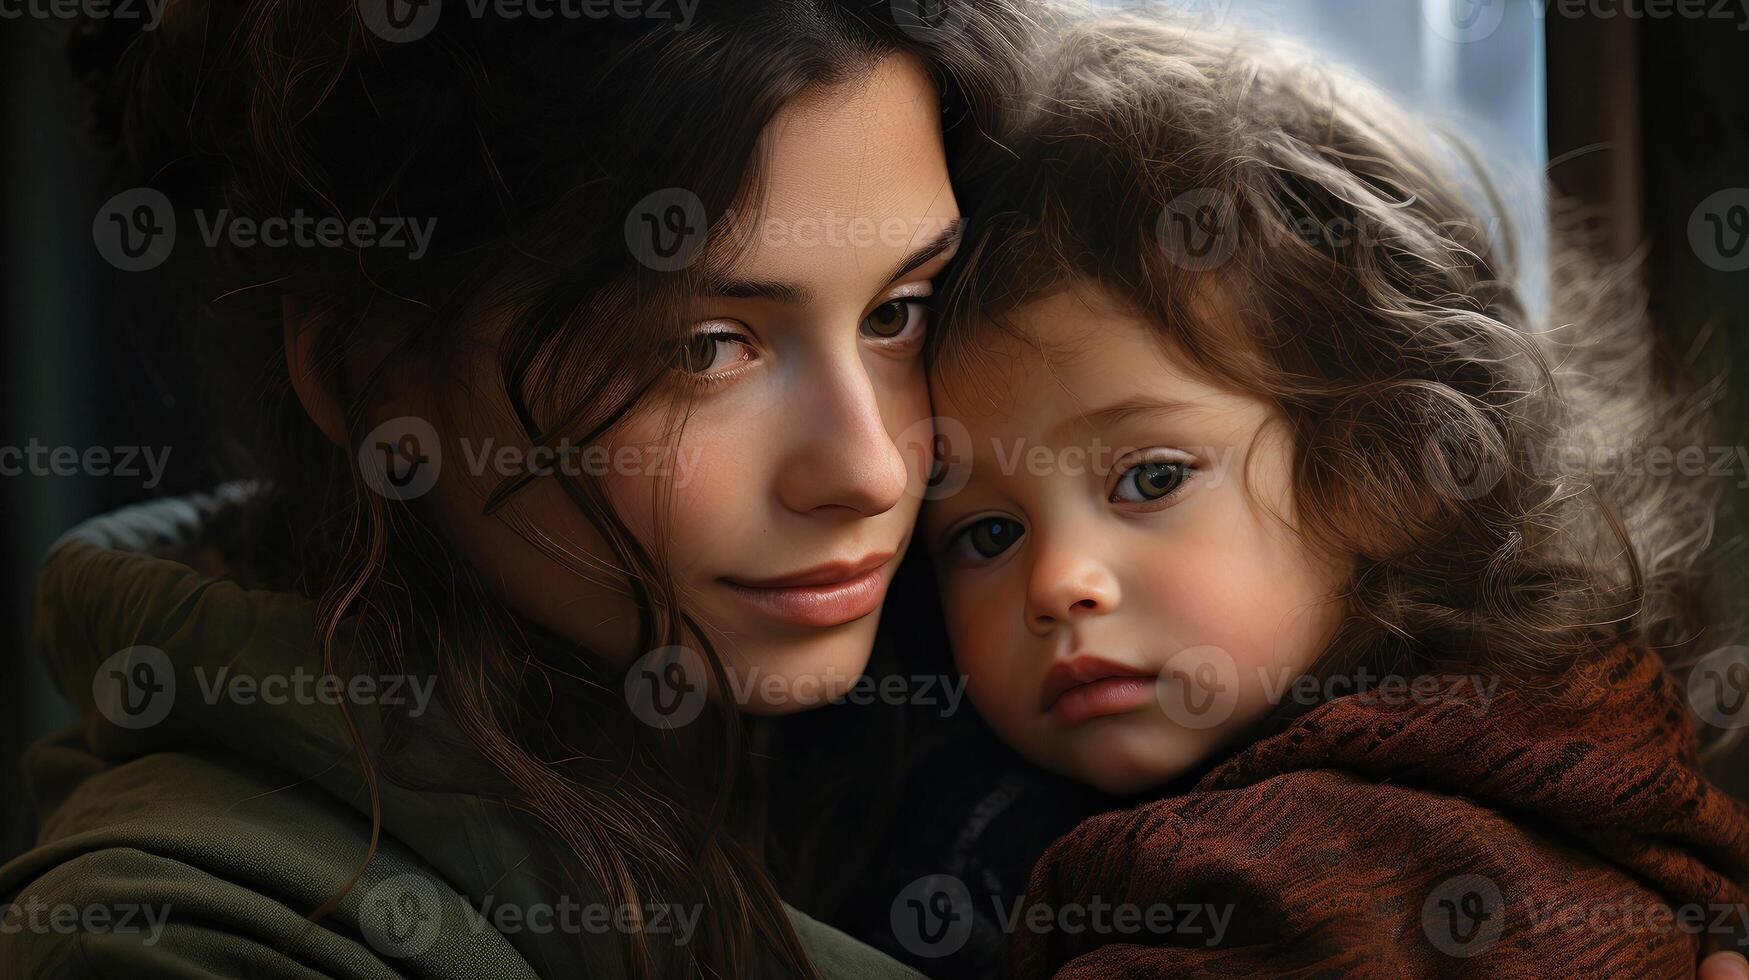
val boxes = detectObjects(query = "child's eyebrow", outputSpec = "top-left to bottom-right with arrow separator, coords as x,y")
1051,395 -> 1200,441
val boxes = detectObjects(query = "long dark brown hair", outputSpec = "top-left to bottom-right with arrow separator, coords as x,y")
70,1 -> 1037,976
934,15 -> 1740,736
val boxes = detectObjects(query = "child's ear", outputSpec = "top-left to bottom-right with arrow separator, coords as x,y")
282,295 -> 348,448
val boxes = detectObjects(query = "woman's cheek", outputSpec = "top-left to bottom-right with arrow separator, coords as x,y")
884,358 -> 935,504
597,423 -> 751,579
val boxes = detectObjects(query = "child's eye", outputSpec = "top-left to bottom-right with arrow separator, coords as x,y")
1111,460 -> 1193,504
945,516 -> 1026,563
860,298 -> 929,344
673,325 -> 756,379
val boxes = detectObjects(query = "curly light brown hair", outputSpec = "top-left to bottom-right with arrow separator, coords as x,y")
933,15 -> 1738,738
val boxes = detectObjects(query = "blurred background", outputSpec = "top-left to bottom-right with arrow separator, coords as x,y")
3,0 -> 1747,853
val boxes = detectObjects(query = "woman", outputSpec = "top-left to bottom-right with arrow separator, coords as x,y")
0,1 -> 1032,977
6,2 -> 1747,978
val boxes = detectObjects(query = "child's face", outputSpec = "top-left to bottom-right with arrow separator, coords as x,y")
923,282 -> 1350,793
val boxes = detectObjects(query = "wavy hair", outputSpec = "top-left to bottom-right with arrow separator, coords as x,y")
70,1 -> 1038,976
934,15 -> 1738,740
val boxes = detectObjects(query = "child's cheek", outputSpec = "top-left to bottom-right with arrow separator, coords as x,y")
1137,497 -> 1338,728
942,577 -> 1036,734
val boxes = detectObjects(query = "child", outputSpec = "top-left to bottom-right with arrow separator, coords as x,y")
922,17 -> 1749,976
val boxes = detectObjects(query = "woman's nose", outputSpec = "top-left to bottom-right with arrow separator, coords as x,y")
772,359 -> 909,518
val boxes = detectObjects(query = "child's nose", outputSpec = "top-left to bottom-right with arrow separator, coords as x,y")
1024,547 -> 1121,636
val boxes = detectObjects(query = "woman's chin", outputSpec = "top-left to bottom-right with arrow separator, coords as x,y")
711,627 -> 879,716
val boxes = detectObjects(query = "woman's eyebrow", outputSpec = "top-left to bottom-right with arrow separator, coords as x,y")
881,218 -> 963,286
702,275 -> 808,304
699,219 -> 961,304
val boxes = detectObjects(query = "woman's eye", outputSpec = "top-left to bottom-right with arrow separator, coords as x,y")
673,329 -> 754,377
860,298 -> 928,342
1111,460 -> 1192,504
947,516 -> 1025,562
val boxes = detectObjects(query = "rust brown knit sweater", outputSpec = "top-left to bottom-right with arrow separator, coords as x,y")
1010,644 -> 1749,978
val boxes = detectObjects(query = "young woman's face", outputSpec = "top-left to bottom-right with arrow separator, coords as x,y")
923,282 -> 1350,793
413,54 -> 956,714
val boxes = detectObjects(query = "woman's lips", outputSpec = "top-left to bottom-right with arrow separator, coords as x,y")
720,552 -> 895,629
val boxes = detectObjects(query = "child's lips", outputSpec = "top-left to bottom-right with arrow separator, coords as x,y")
1049,676 -> 1159,726
1038,654 -> 1160,718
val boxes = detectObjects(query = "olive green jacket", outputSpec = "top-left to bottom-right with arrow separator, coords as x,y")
0,489 -> 924,979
